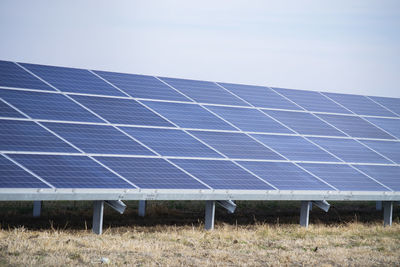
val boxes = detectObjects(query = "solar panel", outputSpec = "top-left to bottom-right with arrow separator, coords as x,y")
238,161 -> 333,190
264,110 -> 346,137
273,87 -> 352,114
354,165 -> 400,191
1,60 -> 399,205
298,163 -> 388,191
0,100 -> 26,118
0,155 -> 50,188
120,127 -> 222,158
170,159 -> 274,190
21,63 -> 126,96
205,105 -> 293,134
368,96 -> 400,116
322,92 -> 397,117
159,77 -> 249,106
42,122 -> 155,155
217,82 -> 302,110
9,154 -> 135,188
188,131 -> 284,160
365,118 -> 400,139
141,101 -> 235,130
71,95 -> 173,126
316,114 -> 395,140
359,140 -> 400,164
309,137 -> 391,164
96,157 -> 208,189
94,71 -> 191,101
0,89 -> 103,122
0,120 -> 78,153
0,60 -> 54,91
251,134 -> 338,162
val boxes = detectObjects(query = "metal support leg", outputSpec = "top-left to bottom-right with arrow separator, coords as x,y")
376,201 -> 382,211
33,201 -> 42,217
300,201 -> 310,228
92,201 -> 104,235
309,202 -> 313,211
383,201 -> 393,227
205,201 -> 215,230
138,200 -> 146,217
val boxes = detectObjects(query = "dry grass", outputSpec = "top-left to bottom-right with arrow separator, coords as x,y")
0,201 -> 399,266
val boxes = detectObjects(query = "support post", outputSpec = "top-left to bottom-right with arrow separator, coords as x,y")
205,201 -> 215,230
138,200 -> 146,217
383,201 -> 393,227
376,201 -> 382,211
92,201 -> 104,235
33,201 -> 42,217
309,202 -> 313,211
300,201 -> 310,228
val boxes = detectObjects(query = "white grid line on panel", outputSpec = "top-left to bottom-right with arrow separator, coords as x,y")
1,85 -> 400,120
1,153 -> 55,189
365,95 -> 400,117
349,165 -> 394,192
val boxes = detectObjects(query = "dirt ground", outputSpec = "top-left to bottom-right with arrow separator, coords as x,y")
0,201 -> 399,266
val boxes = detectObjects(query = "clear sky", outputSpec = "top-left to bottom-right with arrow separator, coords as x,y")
0,0 -> 399,97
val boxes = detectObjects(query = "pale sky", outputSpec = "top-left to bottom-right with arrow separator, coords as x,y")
0,0 -> 399,97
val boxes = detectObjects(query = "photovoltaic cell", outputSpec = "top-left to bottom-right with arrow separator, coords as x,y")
96,157 -> 208,189
369,96 -> 400,116
0,99 -> 26,118
238,161 -> 333,190
9,154 -> 134,189
120,127 -> 222,158
317,114 -> 395,140
264,110 -> 346,137
141,101 -> 235,130
205,105 -> 293,134
189,131 -> 284,160
160,77 -> 249,106
21,63 -> 126,96
0,155 -> 50,188
71,95 -> 173,126
171,159 -> 274,190
0,120 -> 78,153
218,82 -> 302,110
354,165 -> 400,191
94,71 -> 191,101
299,163 -> 388,191
0,60 -> 54,91
251,134 -> 338,162
365,118 -> 400,139
309,137 -> 391,164
360,140 -> 400,164
273,87 -> 351,114
322,92 -> 397,117
42,122 -> 154,155
0,89 -> 103,122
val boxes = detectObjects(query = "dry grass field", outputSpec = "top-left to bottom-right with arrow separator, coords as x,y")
0,201 -> 399,266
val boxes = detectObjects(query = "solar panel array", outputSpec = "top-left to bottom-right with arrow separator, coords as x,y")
0,60 -> 399,200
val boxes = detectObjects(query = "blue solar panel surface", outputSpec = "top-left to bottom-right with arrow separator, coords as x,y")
120,127 -> 222,158
217,82 -> 302,110
238,161 -> 333,190
94,71 -> 191,101
96,157 -> 208,189
42,122 -> 154,155
206,105 -> 293,134
9,154 -> 134,188
0,60 -> 54,91
171,159 -> 274,190
21,63 -> 126,96
160,77 -> 249,106
0,155 -> 50,188
189,131 -> 284,160
0,90 -> 103,122
0,120 -> 77,153
0,60 -> 399,195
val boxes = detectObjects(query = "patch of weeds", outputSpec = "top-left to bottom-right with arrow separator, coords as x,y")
69,252 -> 83,261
